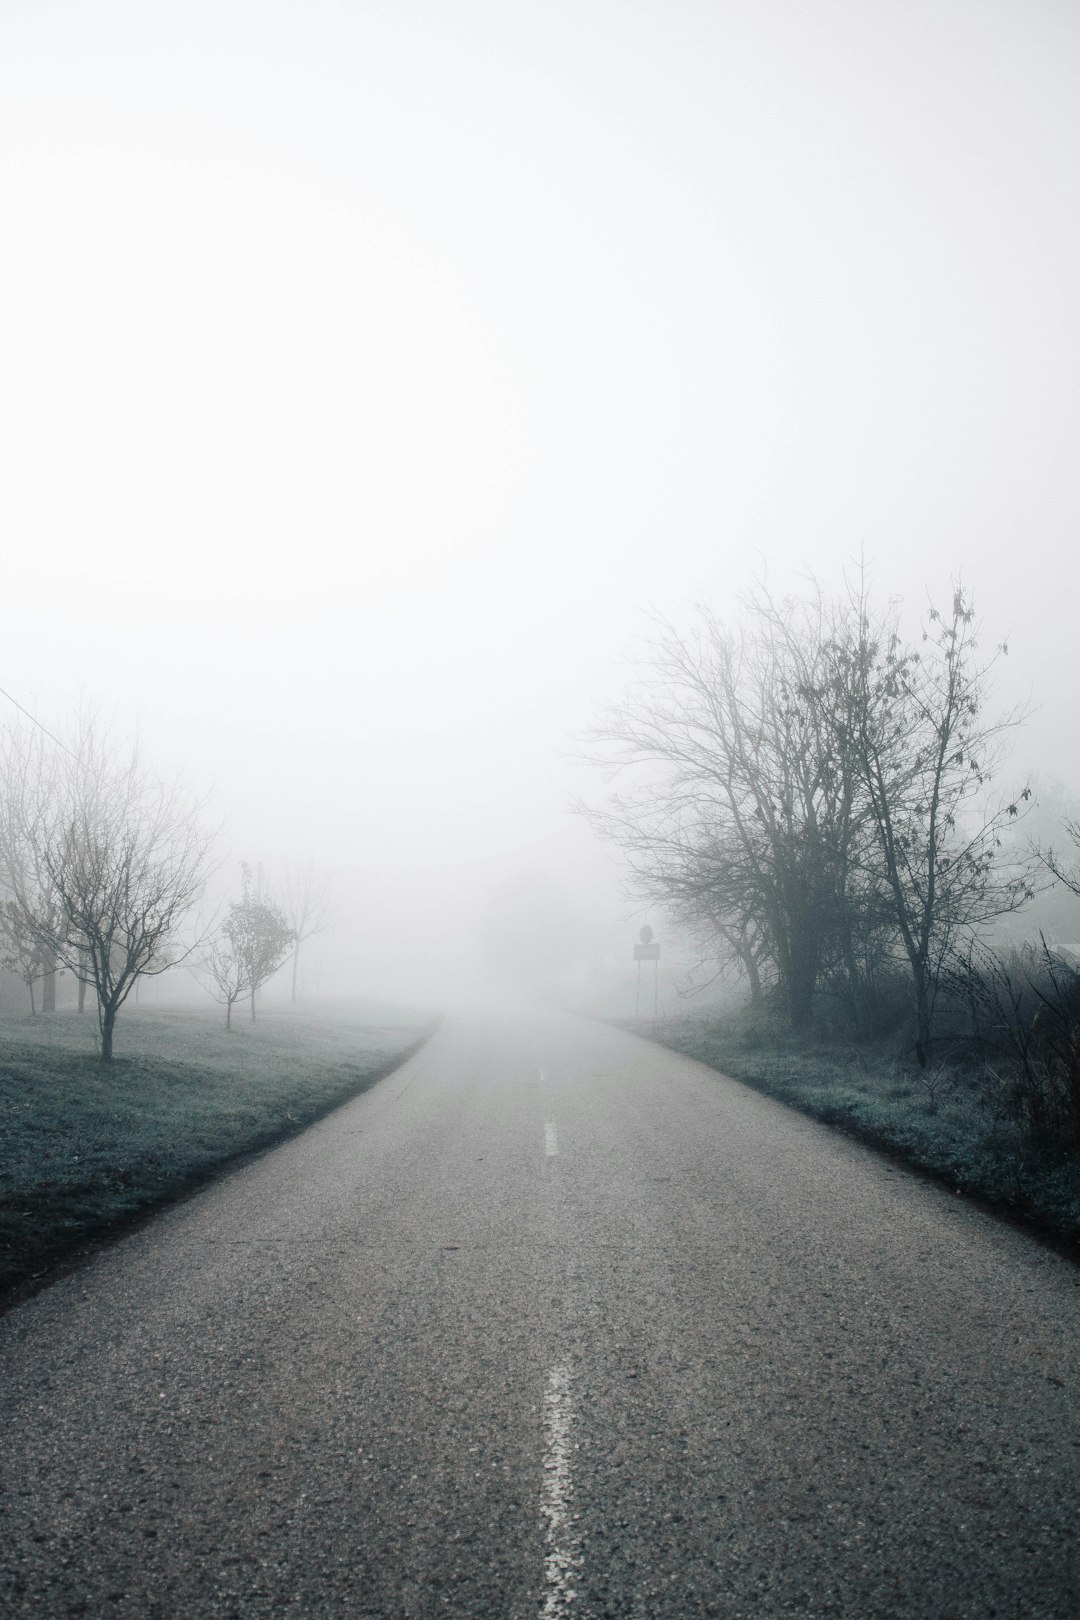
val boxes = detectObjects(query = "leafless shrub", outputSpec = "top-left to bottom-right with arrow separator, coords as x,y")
958,938 -> 1080,1156
914,1059 -> 955,1115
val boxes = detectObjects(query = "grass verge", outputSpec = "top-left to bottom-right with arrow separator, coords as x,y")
0,1003 -> 436,1302
623,1003 -> 1080,1253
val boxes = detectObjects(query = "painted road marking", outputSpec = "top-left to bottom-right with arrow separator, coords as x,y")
544,1122 -> 558,1157
540,1363 -> 579,1616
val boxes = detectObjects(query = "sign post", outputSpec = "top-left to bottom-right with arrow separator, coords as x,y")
633,925 -> 660,1017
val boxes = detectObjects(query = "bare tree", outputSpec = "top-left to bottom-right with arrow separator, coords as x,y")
842,583 -> 1033,1063
586,596 -> 873,1031
280,863 -> 333,1003
5,722 -> 214,1061
586,579 -> 1033,1057
0,901 -> 49,1011
0,725 -> 64,1012
194,930 -> 252,1030
225,864 -> 294,1023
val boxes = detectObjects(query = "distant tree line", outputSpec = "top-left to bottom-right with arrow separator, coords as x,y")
0,715 -> 333,1059
585,579 -> 1076,1066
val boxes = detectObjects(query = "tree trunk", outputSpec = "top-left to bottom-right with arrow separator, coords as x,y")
290,941 -> 301,1004
839,929 -> 869,1039
914,972 -> 931,1068
41,954 -> 56,1014
29,980 -> 36,1015
742,945 -> 762,1007
785,916 -> 820,1033
786,970 -> 815,1033
78,976 -> 87,1013
226,998 -> 233,1030
100,1006 -> 116,1063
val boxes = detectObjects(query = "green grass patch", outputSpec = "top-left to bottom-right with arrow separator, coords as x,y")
0,1003 -> 436,1299
625,1003 -> 1080,1251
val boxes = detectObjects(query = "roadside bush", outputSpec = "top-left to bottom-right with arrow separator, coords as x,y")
959,942 -> 1080,1159
814,966 -> 913,1044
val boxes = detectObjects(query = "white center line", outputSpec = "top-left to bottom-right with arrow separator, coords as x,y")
544,1122 -> 558,1157
540,1363 -> 579,1616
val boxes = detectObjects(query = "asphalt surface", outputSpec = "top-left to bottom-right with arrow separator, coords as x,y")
2,1012 -> 1079,1618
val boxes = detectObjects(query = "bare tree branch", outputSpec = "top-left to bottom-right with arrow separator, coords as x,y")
280,863 -> 334,1004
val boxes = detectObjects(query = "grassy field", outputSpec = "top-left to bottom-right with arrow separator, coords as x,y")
625,1002 -> 1080,1252
0,1002 -> 435,1300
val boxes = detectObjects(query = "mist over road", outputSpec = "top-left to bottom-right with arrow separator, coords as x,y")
2,1015 -> 1079,1617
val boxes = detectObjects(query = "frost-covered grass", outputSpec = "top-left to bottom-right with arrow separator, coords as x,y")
628,1003 -> 1080,1250
0,1003 -> 435,1298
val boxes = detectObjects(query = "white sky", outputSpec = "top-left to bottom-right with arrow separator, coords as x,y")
2,0 -> 1078,1000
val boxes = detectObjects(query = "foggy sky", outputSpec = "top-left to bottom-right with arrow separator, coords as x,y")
2,0 -> 1078,1002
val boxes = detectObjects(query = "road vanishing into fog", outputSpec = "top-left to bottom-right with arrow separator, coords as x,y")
2,1014 -> 1080,1618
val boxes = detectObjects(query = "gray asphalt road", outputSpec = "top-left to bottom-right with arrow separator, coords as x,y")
2,1014 -> 1079,1619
